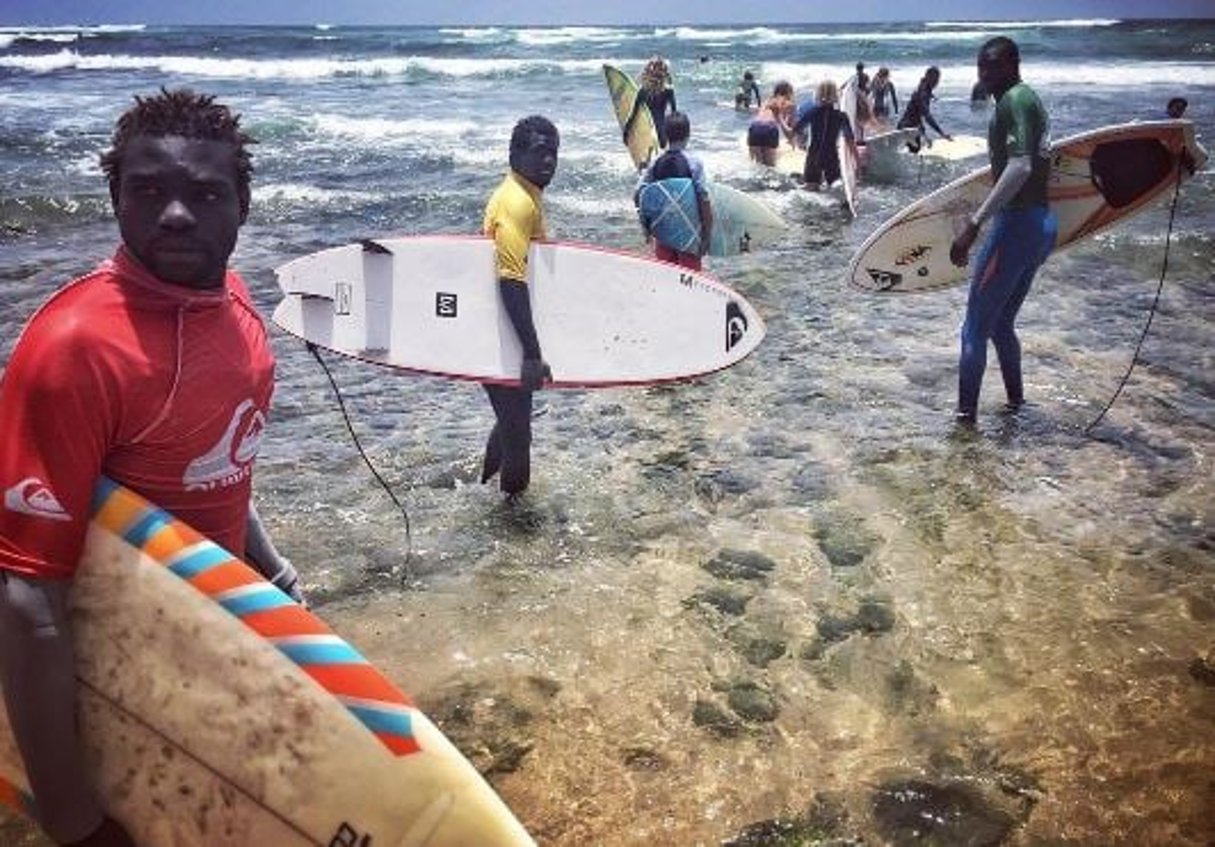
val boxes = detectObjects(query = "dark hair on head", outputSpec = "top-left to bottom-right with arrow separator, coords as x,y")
664,111 -> 690,143
100,88 -> 255,198
773,80 -> 793,98
509,115 -> 559,156
1167,96 -> 1188,110
980,36 -> 1020,64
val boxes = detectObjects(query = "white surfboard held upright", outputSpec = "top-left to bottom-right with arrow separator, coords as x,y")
272,236 -> 766,386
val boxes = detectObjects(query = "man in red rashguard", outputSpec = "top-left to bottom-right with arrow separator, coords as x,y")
0,88 -> 300,846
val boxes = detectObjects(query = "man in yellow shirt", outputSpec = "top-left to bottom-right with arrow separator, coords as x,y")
481,115 -> 559,495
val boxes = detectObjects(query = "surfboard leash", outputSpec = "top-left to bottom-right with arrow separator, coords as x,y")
1082,162 -> 1185,436
306,342 -> 416,584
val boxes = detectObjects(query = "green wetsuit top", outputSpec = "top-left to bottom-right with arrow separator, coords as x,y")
988,81 -> 1051,209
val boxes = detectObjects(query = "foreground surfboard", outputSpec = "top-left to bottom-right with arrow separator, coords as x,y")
849,120 -> 1207,293
603,63 -> 659,170
0,479 -> 535,846
637,178 -> 787,257
272,236 -> 765,386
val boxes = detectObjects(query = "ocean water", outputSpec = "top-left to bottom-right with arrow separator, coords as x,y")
1,18 -> 1214,846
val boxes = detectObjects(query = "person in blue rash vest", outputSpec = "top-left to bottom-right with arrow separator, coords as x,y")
635,111 -> 713,270
480,115 -> 559,495
949,37 -> 1056,427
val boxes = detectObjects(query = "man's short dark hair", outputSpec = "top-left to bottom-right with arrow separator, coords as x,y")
664,111 -> 690,144
510,115 -> 559,156
980,36 -> 1020,65
100,88 -> 255,198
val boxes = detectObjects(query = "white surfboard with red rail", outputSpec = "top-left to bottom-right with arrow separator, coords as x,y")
271,236 -> 765,386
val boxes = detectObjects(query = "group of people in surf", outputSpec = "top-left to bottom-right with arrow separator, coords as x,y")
737,60 -> 955,170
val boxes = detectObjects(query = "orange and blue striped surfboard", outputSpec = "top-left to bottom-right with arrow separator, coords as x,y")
0,478 -> 535,845
91,477 -> 422,758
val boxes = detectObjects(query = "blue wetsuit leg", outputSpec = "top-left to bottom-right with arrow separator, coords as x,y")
958,207 -> 1057,416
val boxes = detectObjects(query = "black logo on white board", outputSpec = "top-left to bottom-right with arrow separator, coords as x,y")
334,281 -> 353,315
726,301 -> 748,352
436,292 -> 458,318
329,822 -> 371,847
866,269 -> 902,291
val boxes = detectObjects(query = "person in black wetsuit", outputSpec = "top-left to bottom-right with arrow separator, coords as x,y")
871,67 -> 899,123
624,56 -> 677,149
735,70 -> 762,111
791,79 -> 858,191
898,66 -> 953,152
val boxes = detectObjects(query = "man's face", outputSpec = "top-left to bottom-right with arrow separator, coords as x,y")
112,135 -> 247,289
977,49 -> 1017,98
513,129 -> 559,189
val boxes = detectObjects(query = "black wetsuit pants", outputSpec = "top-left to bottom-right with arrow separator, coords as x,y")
482,384 -> 533,494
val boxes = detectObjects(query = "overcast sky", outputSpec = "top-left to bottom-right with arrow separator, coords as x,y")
1,0 -> 1211,27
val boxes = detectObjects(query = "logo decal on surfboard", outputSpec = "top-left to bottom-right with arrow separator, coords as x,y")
335,281 -> 352,316
895,244 -> 931,266
866,269 -> 903,291
726,301 -> 748,351
436,292 -> 458,318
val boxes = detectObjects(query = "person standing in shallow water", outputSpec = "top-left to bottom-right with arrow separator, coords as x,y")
898,66 -> 952,152
480,115 -> 559,496
0,87 -> 302,847
635,111 -> 714,271
949,37 -> 1056,427
625,56 -> 677,150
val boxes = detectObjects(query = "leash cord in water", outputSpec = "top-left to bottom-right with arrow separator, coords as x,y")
1083,160 -> 1186,436
306,342 -> 415,582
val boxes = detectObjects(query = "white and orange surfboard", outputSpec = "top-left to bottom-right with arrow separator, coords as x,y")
848,120 -> 1207,293
0,478 -> 535,846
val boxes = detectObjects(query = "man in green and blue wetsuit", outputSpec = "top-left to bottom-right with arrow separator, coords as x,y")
480,115 -> 558,495
949,36 -> 1056,426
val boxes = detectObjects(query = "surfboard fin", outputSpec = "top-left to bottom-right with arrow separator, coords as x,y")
360,239 -> 393,255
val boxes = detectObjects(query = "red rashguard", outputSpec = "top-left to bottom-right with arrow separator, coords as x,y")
0,247 -> 275,579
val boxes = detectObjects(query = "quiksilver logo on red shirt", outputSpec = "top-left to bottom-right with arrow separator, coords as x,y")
183,399 -> 265,492
4,477 -> 71,522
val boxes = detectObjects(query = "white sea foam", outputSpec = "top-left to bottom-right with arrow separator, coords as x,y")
311,113 -> 478,143
439,27 -> 509,43
756,59 -> 1215,95
0,32 -> 79,47
516,27 -> 633,46
253,182 -> 370,205
661,25 -> 997,43
924,19 -> 1121,29
0,49 -> 606,80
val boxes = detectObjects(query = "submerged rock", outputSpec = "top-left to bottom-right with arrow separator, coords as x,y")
703,548 -> 777,582
723,792 -> 855,846
870,778 -> 1016,846
683,585 -> 754,617
814,515 -> 879,569
727,681 -> 780,723
727,623 -> 787,668
692,698 -> 742,738
421,680 -> 545,776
